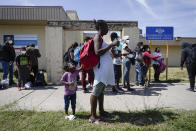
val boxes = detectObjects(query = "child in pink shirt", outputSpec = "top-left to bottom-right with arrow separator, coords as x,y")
60,63 -> 82,120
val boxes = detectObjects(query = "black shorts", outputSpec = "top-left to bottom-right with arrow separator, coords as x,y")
114,64 -> 122,81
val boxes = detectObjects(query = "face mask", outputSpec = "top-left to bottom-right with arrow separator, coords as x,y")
21,51 -> 26,54
140,46 -> 143,49
8,40 -> 13,44
147,48 -> 150,51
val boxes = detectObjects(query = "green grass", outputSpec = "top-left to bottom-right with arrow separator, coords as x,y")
0,109 -> 196,130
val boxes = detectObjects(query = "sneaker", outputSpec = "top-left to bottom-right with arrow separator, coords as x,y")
65,115 -> 69,120
194,87 -> 196,92
17,86 -> 21,91
127,87 -> 135,91
87,84 -> 93,90
68,115 -> 76,120
112,88 -> 118,94
117,87 -> 124,92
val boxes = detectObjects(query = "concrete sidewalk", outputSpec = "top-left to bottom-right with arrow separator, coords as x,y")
0,83 -> 196,111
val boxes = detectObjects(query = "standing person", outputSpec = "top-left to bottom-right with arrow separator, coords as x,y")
142,45 -> 160,85
81,37 -> 94,93
0,37 -> 12,80
69,42 -> 78,66
134,42 -> 144,86
60,63 -> 82,120
152,47 -> 162,82
26,44 -> 41,81
181,42 -> 196,92
110,32 -> 123,93
89,20 -> 119,124
9,41 -> 16,86
16,47 -> 31,91
121,36 -> 134,91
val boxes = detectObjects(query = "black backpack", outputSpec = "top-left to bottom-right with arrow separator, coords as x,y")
35,71 -> 47,86
63,51 -> 69,62
190,45 -> 196,64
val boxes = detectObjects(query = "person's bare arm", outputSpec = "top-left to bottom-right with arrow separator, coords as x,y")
121,52 -> 130,56
94,34 -> 119,56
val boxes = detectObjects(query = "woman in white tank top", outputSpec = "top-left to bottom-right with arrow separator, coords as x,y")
89,20 -> 119,124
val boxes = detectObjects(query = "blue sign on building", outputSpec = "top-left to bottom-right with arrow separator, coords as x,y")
146,27 -> 174,40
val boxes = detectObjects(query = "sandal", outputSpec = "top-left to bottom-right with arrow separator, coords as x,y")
89,117 -> 104,125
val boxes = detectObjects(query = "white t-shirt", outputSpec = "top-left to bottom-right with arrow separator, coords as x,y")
113,50 -> 122,65
122,43 -> 129,54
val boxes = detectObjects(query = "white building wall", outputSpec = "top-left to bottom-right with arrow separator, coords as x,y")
45,26 -> 63,84
122,27 -> 140,83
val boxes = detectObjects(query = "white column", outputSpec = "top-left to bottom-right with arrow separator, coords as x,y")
45,26 -> 63,84
122,27 -> 140,84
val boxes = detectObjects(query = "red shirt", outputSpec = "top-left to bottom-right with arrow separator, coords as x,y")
143,51 -> 160,65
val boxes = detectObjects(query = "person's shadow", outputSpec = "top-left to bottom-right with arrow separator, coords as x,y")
104,83 -> 168,96
77,109 -> 178,126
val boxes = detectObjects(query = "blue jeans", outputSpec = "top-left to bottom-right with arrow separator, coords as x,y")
1,61 -> 9,80
124,58 -> 131,85
9,62 -> 14,83
64,93 -> 76,110
135,62 -> 142,84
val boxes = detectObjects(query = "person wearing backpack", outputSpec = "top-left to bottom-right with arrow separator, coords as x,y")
89,20 -> 119,124
81,36 -> 95,93
69,42 -> 78,66
121,36 -> 135,91
134,42 -> 144,86
26,44 -> 41,81
74,43 -> 82,64
181,42 -> 196,92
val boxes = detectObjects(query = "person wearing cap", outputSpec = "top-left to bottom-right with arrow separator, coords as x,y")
0,37 -> 13,80
121,36 -> 135,91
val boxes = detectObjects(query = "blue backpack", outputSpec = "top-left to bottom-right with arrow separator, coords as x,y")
74,45 -> 82,62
